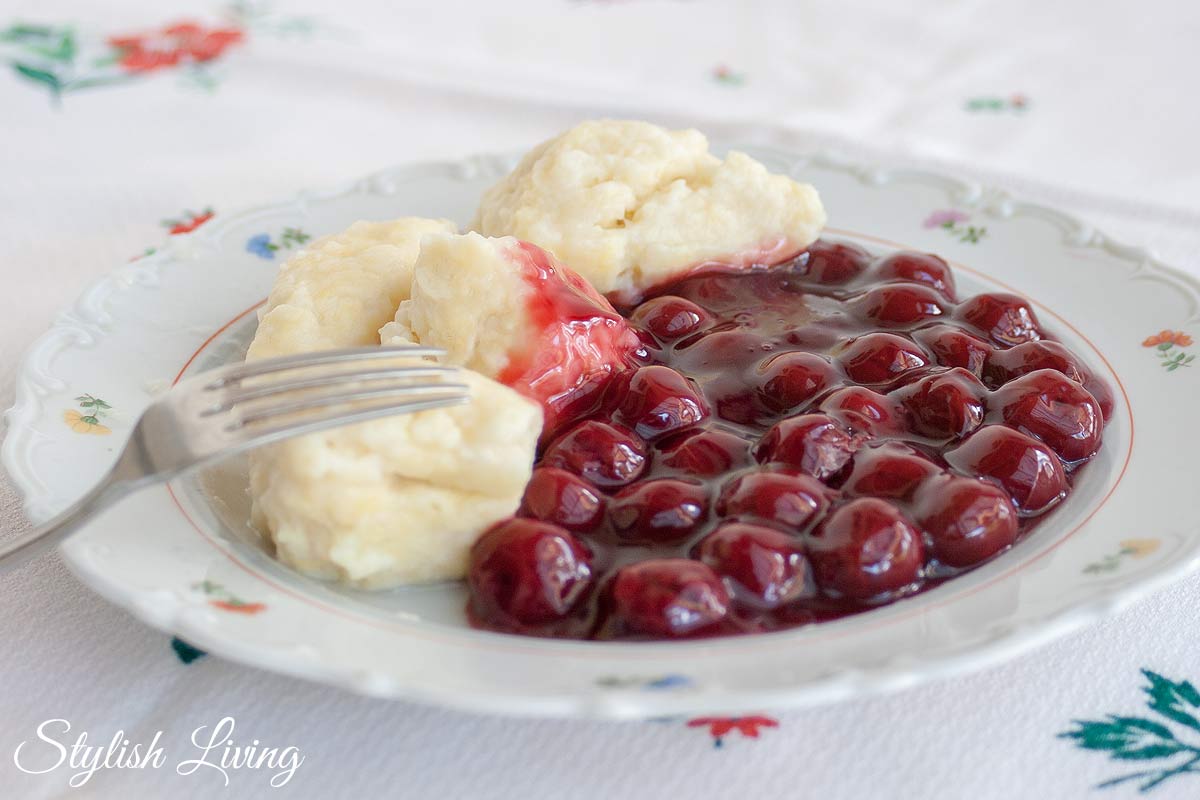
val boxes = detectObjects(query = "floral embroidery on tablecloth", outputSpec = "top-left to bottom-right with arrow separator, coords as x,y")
170,636 -> 208,664
63,394 -> 112,435
136,206 -> 216,259
687,716 -> 779,748
1061,669 -> 1200,793
965,94 -> 1029,113
1,3 -> 326,102
712,64 -> 746,86
1142,331 -> 1194,372
247,227 -> 310,259
924,209 -> 987,244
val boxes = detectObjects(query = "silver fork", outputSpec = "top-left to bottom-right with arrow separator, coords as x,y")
1,345 -> 469,573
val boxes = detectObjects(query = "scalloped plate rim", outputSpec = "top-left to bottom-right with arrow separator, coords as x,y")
4,146 -> 1200,717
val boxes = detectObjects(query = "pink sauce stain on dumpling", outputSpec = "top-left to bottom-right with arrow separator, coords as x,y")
498,241 -> 643,441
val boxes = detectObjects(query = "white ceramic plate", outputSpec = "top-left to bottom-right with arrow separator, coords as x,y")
6,146 -> 1200,719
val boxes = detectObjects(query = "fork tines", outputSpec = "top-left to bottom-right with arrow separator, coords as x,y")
196,346 -> 470,438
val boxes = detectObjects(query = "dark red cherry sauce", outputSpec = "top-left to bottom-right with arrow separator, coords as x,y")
466,241 -> 1112,640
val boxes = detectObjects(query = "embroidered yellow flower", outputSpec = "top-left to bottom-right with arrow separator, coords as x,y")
63,409 -> 111,435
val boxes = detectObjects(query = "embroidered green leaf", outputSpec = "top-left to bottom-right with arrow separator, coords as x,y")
1062,716 -> 1182,760
1063,670 -> 1200,793
0,24 -> 54,42
170,636 -> 207,664
1144,670 -> 1200,733
91,50 -> 121,68
12,62 -> 61,95
27,30 -> 75,62
62,75 -> 130,92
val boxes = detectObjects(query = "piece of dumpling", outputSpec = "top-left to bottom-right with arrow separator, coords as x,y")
381,231 -> 640,439
246,219 -> 543,588
248,218 -> 457,359
472,119 -> 826,302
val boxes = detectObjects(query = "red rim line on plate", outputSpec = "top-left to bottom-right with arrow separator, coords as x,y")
163,231 -> 1135,657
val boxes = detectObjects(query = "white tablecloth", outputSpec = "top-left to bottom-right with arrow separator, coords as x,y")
3,1 -> 1200,797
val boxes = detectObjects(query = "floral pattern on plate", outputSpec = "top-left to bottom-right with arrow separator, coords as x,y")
1142,331 -> 1194,372
63,394 -> 112,435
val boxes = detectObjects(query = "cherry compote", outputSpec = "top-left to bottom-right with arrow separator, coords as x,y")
466,240 -> 1111,640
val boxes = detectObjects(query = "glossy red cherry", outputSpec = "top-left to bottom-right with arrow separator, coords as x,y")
694,523 -> 814,608
467,518 -> 593,627
945,425 -> 1067,515
912,324 -> 992,376
1084,377 -> 1115,422
818,386 -> 908,438
609,479 -> 709,543
807,498 -> 925,600
755,351 -> 839,412
983,340 -> 1086,387
956,292 -> 1042,346
854,283 -> 947,327
468,235 -> 1112,642
797,240 -> 871,285
838,332 -> 929,385
914,475 -> 1018,567
518,467 -> 605,533
873,251 -> 957,300
716,469 -> 832,531
893,367 -> 988,440
631,295 -> 711,341
841,443 -> 942,500
671,274 -> 742,310
606,559 -> 729,637
989,369 -> 1104,462
610,365 -> 709,440
709,383 -> 766,426
657,428 -> 753,476
542,420 -> 648,488
780,324 -> 845,352
675,329 -> 776,369
754,414 -> 859,481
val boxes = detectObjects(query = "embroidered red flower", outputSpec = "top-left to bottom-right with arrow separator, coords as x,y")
166,209 -> 214,235
108,21 -> 244,74
687,715 -> 779,746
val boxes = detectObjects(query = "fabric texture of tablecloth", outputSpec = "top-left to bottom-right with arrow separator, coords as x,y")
3,1 -> 1200,797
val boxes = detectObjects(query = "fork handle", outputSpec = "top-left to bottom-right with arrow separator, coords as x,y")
0,466 -> 141,575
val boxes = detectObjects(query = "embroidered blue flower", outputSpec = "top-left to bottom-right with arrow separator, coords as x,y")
246,233 -> 276,259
